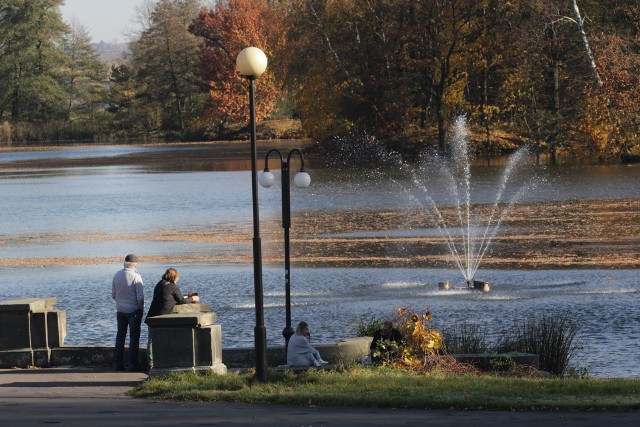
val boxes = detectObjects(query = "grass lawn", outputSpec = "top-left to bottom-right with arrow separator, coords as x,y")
130,366 -> 640,411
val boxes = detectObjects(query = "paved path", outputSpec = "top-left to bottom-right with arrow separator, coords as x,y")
1,368 -> 639,426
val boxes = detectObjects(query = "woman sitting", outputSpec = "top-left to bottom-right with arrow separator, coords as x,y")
144,268 -> 199,322
286,321 -> 328,367
144,268 -> 199,369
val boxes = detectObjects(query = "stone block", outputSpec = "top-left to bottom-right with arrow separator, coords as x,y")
315,337 -> 372,364
266,347 -> 286,366
30,312 -> 48,349
0,298 -> 65,355
337,336 -> 372,360
51,346 -> 147,368
148,322 -> 226,376
172,303 -> 211,314
223,347 -> 260,368
145,312 -> 216,328
0,298 -> 57,312
47,311 -> 66,348
0,349 -> 33,368
150,327 -> 195,368
0,312 -> 31,350
453,352 -> 539,371
194,325 -> 223,366
33,348 -> 52,367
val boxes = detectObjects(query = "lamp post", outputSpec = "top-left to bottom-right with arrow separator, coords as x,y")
236,46 -> 268,381
259,149 -> 311,349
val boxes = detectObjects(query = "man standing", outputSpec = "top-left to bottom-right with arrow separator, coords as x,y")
112,254 -> 144,371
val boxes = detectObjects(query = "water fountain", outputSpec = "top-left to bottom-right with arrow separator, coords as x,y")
399,116 -> 536,290
318,116 -> 538,290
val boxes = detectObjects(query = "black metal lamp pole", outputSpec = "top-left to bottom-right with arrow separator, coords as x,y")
260,148 -> 311,347
261,149 -> 307,349
248,78 -> 268,381
236,47 -> 269,381
280,154 -> 294,347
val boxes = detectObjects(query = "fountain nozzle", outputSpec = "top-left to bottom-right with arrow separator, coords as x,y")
471,280 -> 491,292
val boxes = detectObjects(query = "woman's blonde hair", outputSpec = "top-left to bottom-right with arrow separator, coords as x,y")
296,321 -> 309,334
162,268 -> 180,283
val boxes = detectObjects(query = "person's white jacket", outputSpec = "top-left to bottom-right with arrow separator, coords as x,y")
286,334 -> 323,366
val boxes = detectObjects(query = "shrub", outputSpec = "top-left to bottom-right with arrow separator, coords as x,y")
354,317 -> 385,338
391,308 -> 477,376
440,321 -> 490,354
494,311 -> 580,376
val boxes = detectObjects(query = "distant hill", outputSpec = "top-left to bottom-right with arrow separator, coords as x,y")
92,41 -> 129,62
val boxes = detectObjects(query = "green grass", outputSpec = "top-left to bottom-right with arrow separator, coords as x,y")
130,366 -> 640,411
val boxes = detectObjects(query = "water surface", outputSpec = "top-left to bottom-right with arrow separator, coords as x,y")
0,144 -> 638,377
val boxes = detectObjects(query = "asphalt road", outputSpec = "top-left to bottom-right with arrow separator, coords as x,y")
1,368 -> 639,426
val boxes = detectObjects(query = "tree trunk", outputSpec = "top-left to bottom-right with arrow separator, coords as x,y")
436,94 -> 446,154
570,0 -> 602,87
482,65 -> 490,153
435,61 -> 447,154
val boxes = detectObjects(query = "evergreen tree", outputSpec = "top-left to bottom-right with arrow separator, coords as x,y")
59,19 -> 107,123
0,0 -> 68,123
127,0 -> 208,134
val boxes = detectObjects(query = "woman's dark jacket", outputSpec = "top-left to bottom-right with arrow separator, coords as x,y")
144,279 -> 186,323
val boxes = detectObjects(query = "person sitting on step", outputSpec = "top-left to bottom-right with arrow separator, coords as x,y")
286,321 -> 328,367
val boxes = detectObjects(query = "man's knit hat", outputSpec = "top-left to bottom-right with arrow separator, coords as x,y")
124,254 -> 139,263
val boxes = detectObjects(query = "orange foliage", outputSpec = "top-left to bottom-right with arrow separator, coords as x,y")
391,307 -> 476,376
190,0 -> 289,122
578,33 -> 640,158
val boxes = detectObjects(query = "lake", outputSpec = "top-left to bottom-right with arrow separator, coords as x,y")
0,143 -> 638,377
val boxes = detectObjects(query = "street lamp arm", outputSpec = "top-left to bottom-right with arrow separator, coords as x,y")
264,148 -> 285,171
287,148 -> 306,172
284,149 -> 311,188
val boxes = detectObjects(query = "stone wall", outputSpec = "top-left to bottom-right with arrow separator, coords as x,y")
0,298 -> 66,368
0,298 -> 538,373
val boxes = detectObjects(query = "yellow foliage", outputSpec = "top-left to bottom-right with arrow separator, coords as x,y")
578,87 -> 619,156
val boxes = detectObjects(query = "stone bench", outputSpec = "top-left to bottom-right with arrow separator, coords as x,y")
222,336 -> 373,368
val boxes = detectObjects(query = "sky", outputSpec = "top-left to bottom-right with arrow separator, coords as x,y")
60,0 -> 143,44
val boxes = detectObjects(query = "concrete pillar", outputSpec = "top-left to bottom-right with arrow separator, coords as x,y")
146,309 -> 226,377
0,298 -> 66,368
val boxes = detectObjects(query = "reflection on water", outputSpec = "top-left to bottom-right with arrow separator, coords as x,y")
0,145 -> 150,163
0,144 -> 639,378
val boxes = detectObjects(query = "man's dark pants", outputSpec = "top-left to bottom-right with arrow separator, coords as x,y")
114,309 -> 143,370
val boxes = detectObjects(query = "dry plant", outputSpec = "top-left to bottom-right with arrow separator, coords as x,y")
390,307 -> 479,376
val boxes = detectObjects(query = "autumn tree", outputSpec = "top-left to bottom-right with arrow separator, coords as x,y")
579,33 -> 640,160
485,0 -> 600,162
189,0 -> 289,130
286,0 -> 489,152
284,0 -> 404,141
464,1 -> 514,152
127,0 -> 208,134
412,0 -> 487,152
